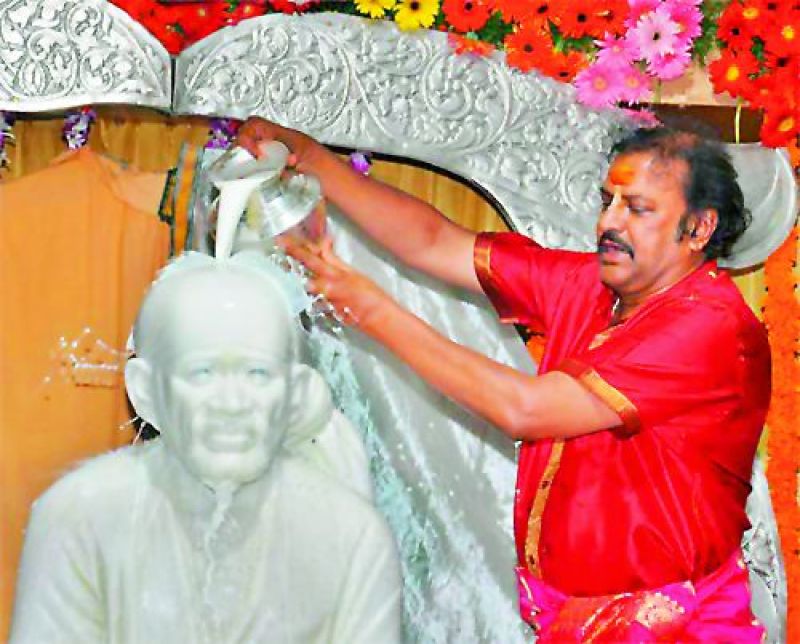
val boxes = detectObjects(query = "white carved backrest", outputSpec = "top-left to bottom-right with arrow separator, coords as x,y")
0,0 -> 171,111
173,13 -> 632,252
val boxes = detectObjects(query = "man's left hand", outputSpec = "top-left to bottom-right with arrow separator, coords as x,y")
281,236 -> 392,332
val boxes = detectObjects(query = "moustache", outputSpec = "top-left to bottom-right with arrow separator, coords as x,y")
597,231 -> 634,259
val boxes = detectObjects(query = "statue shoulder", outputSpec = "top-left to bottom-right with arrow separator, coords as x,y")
32,444 -> 151,523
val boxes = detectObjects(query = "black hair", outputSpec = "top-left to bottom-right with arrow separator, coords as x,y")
610,127 -> 750,260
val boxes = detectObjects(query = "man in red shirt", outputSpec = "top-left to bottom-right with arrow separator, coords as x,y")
238,120 -> 769,641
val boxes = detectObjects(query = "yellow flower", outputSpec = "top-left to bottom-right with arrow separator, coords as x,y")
394,0 -> 439,31
355,0 -> 396,19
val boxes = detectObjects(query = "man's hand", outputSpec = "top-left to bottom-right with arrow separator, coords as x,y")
237,117 -> 319,172
281,236 -> 391,332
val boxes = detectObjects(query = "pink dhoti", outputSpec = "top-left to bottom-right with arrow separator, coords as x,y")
515,552 -> 765,642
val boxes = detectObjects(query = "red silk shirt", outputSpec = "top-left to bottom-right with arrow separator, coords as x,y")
474,232 -> 770,597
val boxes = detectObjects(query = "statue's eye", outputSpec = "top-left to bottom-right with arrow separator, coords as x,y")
247,367 -> 271,383
188,366 -> 214,383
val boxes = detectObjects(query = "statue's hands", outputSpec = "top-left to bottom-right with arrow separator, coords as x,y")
237,117 -> 318,172
281,236 -> 392,331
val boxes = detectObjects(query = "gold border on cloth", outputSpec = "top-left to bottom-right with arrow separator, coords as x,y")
557,359 -> 641,438
524,439 -> 565,576
473,235 -> 493,282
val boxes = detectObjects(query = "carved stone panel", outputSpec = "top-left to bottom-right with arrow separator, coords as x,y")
0,0 -> 171,112
174,12 -> 632,251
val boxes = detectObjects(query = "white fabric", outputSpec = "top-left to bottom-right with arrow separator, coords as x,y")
11,437 -> 402,644
326,212 -> 533,643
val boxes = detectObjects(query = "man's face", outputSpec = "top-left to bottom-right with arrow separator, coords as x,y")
152,276 -> 295,488
596,151 -> 699,297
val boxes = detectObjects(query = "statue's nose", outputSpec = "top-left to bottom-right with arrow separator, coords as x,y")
211,373 -> 249,413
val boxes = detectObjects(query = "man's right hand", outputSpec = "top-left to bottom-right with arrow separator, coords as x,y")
237,117 -> 318,172
236,116 -> 480,293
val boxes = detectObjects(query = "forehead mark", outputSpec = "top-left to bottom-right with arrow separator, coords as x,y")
609,161 -> 636,186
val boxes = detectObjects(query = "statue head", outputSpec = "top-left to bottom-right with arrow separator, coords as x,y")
125,252 -> 325,489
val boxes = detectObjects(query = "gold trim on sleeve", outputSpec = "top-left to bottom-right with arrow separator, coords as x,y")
557,359 -> 641,437
524,438 -> 564,576
473,234 -> 493,283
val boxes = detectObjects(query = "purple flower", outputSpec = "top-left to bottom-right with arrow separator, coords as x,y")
0,111 -> 15,170
349,151 -> 372,175
205,118 -> 241,150
619,107 -> 661,128
62,108 -> 97,150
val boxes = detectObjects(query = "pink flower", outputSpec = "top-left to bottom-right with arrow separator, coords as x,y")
620,107 -> 661,127
630,6 -> 680,61
625,0 -> 659,29
662,0 -> 702,50
617,62 -> 653,102
647,46 -> 692,80
594,33 -> 638,69
574,61 -> 626,108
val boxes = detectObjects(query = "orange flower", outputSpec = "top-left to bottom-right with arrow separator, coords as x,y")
536,50 -> 587,83
590,0 -> 628,38
228,2 -> 267,25
763,222 -> 800,643
269,0 -> 320,13
709,49 -> 760,98
717,2 -> 757,49
490,0 -> 536,23
523,1 -> 559,28
555,0 -> 601,39
447,33 -> 495,56
443,0 -> 491,33
761,11 -> 800,58
504,25 -> 554,74
760,104 -> 800,148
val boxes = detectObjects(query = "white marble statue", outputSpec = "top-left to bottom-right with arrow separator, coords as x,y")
10,252 -> 403,644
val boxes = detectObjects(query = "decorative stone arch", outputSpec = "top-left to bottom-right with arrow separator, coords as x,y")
173,13 -> 633,253
0,0 -> 170,111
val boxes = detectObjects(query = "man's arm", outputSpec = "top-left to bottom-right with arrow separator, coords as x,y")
289,239 -> 622,441
361,296 -> 622,440
237,117 -> 480,292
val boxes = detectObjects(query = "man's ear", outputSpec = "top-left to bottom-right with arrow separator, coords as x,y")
690,208 -> 718,252
284,365 -> 332,447
125,357 -> 159,429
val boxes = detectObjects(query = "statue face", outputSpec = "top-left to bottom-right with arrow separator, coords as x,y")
147,270 -> 296,487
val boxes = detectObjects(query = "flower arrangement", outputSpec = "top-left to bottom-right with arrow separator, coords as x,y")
205,117 -> 241,149
709,1 -> 800,147
62,107 -> 97,150
108,1 -> 800,149
763,218 -> 800,644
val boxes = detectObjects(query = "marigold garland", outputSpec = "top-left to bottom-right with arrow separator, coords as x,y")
762,141 -> 800,641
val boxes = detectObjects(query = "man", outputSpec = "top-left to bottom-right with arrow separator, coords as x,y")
237,120 -> 770,640
11,252 -> 403,644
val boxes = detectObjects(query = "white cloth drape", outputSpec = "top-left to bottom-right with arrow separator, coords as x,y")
326,211 -> 533,643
